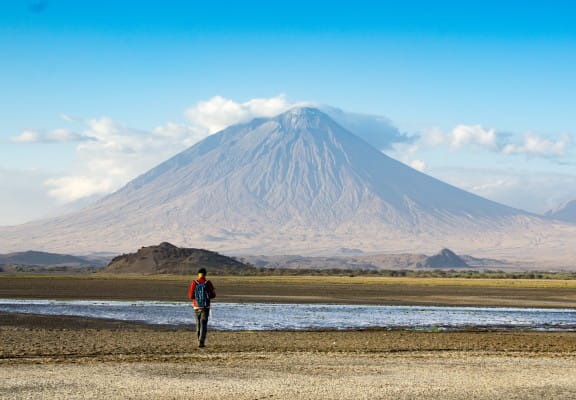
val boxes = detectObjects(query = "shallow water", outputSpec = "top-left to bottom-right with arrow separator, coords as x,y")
1,299 -> 575,331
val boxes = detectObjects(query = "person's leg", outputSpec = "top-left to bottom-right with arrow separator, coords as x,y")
198,309 -> 210,347
194,309 -> 202,342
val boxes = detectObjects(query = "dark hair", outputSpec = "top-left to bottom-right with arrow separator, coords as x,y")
198,268 -> 207,275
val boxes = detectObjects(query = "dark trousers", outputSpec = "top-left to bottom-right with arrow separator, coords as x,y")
194,308 -> 210,344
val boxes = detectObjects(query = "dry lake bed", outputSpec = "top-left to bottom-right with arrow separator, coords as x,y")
1,275 -> 575,399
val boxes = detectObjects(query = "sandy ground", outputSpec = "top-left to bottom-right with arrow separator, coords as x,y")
1,313 -> 576,399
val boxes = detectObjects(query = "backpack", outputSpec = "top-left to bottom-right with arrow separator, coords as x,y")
194,280 -> 211,308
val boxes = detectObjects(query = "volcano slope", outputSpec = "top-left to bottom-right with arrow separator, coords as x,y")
0,107 -> 574,264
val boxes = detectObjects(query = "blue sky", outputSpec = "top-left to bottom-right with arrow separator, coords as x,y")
1,1 -> 576,225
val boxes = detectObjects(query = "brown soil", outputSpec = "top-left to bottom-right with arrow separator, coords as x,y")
1,276 -> 575,308
1,313 -> 575,364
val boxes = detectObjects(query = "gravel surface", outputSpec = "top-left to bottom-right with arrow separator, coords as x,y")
2,353 -> 576,399
1,313 -> 575,399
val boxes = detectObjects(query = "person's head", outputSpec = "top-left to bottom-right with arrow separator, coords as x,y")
197,268 -> 207,279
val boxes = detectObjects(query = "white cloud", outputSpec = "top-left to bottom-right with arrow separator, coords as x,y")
10,130 -> 41,143
10,128 -> 90,143
502,133 -> 569,157
59,113 -> 76,122
411,124 -> 499,151
35,96 -> 428,203
389,125 -> 575,213
318,105 -> 413,150
43,116 -> 196,202
153,122 -> 207,147
431,167 -> 576,214
49,129 -> 88,142
13,97 -> 304,204
185,95 -> 294,134
19,96 -> 545,210
182,96 -> 414,151
410,159 -> 427,172
45,175 -> 113,202
86,117 -> 122,139
469,179 -> 514,193
449,124 -> 497,149
421,127 -> 447,148
407,124 -> 572,160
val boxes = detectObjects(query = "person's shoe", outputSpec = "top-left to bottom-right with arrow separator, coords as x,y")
198,343 -> 205,348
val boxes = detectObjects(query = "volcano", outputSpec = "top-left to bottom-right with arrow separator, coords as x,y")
1,107 -> 574,262
545,199 -> 576,223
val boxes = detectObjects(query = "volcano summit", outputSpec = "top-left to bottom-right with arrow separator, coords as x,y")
1,107 -> 574,262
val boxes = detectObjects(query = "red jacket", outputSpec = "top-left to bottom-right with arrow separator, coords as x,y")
188,278 -> 216,309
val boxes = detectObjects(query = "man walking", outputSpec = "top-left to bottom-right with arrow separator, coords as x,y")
188,268 -> 216,347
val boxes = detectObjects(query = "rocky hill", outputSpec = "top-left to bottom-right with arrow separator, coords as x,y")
103,242 -> 248,274
424,248 -> 469,268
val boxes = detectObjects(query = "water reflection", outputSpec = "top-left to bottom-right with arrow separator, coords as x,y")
0,299 -> 575,331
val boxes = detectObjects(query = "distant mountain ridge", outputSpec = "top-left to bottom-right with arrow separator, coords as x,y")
245,248 -> 475,271
545,199 -> 576,223
0,250 -> 106,267
0,107 -> 575,264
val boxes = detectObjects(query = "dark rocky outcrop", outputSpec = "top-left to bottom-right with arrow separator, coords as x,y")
103,242 -> 248,274
424,248 -> 469,268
